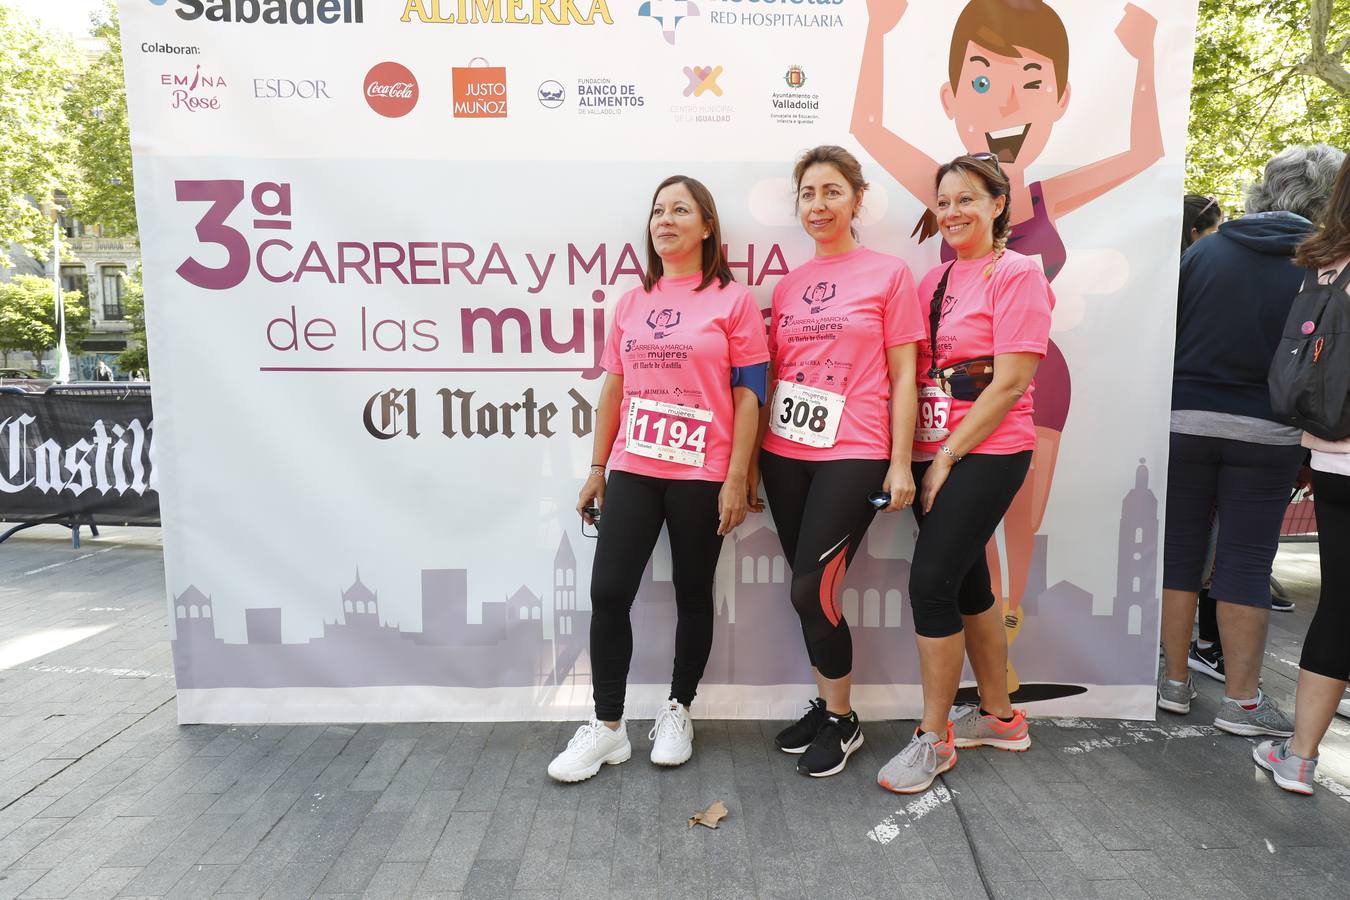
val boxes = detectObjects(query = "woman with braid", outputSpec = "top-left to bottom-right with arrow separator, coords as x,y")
877,154 -> 1054,794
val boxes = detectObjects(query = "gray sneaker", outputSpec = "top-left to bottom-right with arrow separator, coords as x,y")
948,703 -> 1031,751
1157,675 -> 1197,714
1254,739 -> 1316,795
1215,692 -> 1294,737
877,726 -> 957,795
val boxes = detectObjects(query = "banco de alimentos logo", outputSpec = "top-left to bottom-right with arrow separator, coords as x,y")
149,0 -> 364,25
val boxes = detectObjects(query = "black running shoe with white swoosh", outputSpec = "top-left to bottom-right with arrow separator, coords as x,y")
1187,639 -> 1226,682
775,697 -> 827,754
797,710 -> 863,777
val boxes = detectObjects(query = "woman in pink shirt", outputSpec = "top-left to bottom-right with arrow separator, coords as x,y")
877,154 -> 1053,794
547,176 -> 769,783
756,145 -> 924,778
1254,153 -> 1350,795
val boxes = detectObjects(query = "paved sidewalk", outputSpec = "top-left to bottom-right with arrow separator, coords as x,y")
2,527 -> 1349,899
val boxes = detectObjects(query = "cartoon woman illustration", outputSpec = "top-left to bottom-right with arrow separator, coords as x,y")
853,0 -> 1162,692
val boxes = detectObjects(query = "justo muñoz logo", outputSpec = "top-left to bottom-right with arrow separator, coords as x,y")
161,64 -> 226,111
364,62 -> 418,117
452,58 -> 507,118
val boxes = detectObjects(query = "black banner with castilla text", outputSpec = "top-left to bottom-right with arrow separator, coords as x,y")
0,391 -> 159,526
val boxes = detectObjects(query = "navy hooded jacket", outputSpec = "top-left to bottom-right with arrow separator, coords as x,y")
1173,213 -> 1314,422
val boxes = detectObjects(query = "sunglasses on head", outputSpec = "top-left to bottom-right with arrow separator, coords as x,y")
969,152 -> 1003,172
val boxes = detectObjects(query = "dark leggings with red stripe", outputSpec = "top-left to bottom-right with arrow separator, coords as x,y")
759,451 -> 889,679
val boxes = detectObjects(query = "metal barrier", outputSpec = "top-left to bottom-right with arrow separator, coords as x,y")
0,383 -> 156,548
43,382 -> 152,399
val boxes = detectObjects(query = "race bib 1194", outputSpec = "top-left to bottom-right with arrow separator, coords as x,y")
625,397 -> 712,467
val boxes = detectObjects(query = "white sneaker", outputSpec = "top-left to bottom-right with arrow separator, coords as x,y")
547,719 -> 631,783
1338,697 -> 1350,719
649,700 -> 694,766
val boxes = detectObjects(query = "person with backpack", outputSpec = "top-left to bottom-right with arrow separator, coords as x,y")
1158,144 -> 1345,736
1254,151 -> 1350,794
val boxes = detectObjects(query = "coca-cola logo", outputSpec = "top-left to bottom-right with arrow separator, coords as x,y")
364,62 -> 418,118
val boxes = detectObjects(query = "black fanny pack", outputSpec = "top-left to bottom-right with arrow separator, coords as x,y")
928,262 -> 995,402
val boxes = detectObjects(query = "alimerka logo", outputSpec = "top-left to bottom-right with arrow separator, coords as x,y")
163,0 -> 364,24
401,0 -> 612,24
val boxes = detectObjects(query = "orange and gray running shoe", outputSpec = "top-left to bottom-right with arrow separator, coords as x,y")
948,704 -> 1031,751
877,724 -> 957,794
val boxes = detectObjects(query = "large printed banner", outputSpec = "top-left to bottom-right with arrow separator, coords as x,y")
0,393 -> 158,526
119,0 -> 1198,723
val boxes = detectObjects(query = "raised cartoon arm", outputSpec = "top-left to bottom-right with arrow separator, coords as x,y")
1041,3 -> 1163,221
852,0 -> 940,207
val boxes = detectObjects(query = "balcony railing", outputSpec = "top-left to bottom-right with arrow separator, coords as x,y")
69,236 -> 140,254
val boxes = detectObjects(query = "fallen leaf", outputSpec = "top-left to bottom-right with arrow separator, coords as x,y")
687,800 -> 729,830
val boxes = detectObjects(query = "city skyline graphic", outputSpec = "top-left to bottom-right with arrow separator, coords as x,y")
171,461 -> 1161,691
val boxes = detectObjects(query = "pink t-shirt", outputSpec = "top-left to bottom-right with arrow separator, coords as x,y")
763,247 -> 924,461
601,274 -> 769,481
914,249 -> 1054,456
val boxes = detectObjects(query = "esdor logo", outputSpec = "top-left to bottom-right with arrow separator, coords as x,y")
364,62 -> 418,117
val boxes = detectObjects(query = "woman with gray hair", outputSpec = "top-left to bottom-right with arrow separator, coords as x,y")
1157,143 -> 1344,736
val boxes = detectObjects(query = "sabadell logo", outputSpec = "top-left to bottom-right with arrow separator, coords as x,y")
364,62 -> 418,118
154,0 -> 365,25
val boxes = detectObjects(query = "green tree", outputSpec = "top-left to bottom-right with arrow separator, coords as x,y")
116,268 -> 148,376
64,0 -> 136,237
0,6 -> 80,262
0,275 -> 89,369
1188,0 -> 1350,211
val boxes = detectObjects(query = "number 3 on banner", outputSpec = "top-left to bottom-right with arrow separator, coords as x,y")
175,180 -> 249,290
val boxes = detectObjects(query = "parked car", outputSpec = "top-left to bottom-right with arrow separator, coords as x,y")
0,369 -> 54,391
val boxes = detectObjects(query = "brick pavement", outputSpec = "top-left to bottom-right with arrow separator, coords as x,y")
1,526 -> 1349,899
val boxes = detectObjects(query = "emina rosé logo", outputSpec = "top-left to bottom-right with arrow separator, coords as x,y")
364,62 -> 418,118
161,64 -> 226,111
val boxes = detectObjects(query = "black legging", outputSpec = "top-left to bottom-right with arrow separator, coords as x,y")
759,451 -> 889,679
910,452 -> 1032,638
589,470 -> 724,721
1300,468 -> 1350,680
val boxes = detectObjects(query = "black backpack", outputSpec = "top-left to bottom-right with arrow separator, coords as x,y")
1268,266 -> 1350,440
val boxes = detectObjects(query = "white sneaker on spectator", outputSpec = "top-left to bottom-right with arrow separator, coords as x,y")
649,700 -> 694,766
547,719 -> 631,783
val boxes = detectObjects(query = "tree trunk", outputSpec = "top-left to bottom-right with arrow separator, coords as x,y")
1304,0 -> 1350,95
